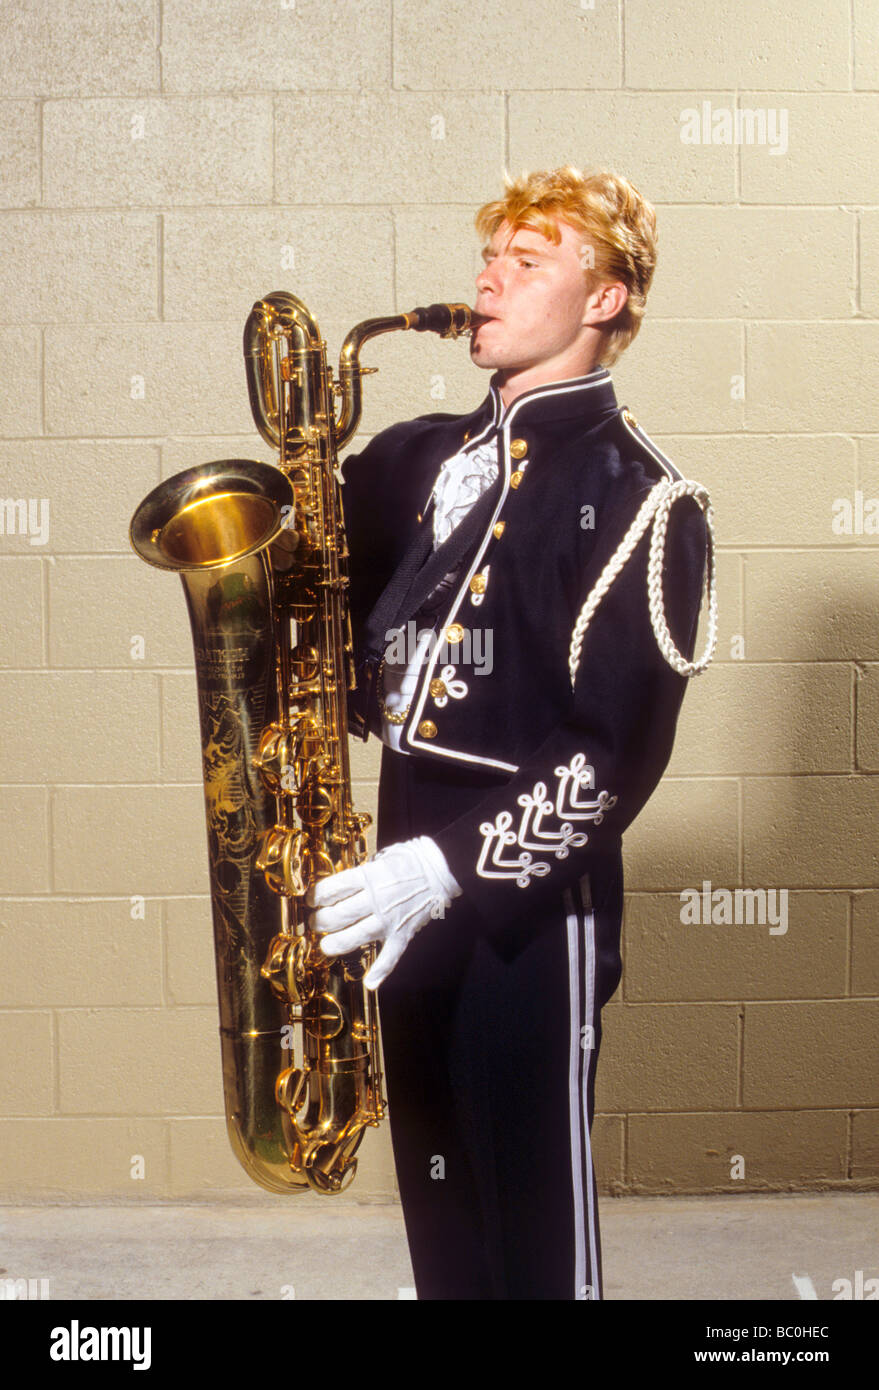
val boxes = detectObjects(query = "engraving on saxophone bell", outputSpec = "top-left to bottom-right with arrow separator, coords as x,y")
195,644 -> 251,677
130,292 -> 469,1194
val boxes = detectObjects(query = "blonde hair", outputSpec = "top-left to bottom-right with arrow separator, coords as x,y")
474,166 -> 658,366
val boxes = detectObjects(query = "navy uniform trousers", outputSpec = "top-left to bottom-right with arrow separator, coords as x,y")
375,744 -> 624,1301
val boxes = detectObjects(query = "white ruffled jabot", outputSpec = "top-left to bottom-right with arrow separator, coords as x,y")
430,436 -> 499,549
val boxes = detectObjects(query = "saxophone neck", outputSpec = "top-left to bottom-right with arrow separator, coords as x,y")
335,303 -> 475,448
335,313 -> 410,448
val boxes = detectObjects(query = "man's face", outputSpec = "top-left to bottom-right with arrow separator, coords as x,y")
470,218 -> 593,382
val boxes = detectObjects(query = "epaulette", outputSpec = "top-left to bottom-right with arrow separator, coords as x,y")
615,406 -> 683,484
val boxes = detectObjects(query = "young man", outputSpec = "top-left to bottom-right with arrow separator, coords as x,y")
309,167 -> 715,1300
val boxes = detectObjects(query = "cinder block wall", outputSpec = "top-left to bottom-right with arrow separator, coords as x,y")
0,1 -> 876,1204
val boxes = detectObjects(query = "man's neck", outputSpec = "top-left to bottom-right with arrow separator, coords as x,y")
496,355 -> 604,409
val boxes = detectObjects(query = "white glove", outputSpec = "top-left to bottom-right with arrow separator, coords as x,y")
307,836 -> 462,990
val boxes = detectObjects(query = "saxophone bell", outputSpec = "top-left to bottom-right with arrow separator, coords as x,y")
130,458 -> 294,573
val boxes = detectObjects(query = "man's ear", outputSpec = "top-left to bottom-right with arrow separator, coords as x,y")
583,280 -> 628,327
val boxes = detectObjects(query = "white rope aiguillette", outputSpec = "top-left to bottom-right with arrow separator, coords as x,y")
568,479 -> 717,688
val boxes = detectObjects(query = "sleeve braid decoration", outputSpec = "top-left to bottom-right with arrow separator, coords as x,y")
568,479 -> 717,688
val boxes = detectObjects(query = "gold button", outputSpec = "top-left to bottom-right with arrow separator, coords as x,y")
510,438 -> 528,459
493,521 -> 506,539
417,512 -> 422,523
429,678 -> 446,699
510,470 -> 524,489
463,430 -> 471,442
418,720 -> 437,739
445,623 -> 465,643
622,409 -> 638,428
469,573 -> 486,595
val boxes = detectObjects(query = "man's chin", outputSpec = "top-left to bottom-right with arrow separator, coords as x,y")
469,342 -> 497,369
468,345 -> 516,382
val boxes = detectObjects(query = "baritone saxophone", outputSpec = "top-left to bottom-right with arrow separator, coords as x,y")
129,294 -> 474,1194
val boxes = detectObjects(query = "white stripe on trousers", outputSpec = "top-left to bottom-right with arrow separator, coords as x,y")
565,874 -> 601,1301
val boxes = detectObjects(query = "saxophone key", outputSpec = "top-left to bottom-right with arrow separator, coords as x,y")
276,1065 -> 308,1115
304,992 -> 345,1042
295,780 -> 333,827
256,824 -> 308,897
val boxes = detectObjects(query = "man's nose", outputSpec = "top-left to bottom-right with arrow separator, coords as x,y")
476,262 -> 499,295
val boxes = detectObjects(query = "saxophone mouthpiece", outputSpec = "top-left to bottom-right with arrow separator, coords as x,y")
406,303 -> 474,338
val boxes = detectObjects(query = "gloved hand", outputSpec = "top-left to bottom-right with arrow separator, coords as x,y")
307,836 -> 462,990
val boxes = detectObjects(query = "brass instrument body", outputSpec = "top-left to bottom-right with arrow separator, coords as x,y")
131,294 -> 473,1194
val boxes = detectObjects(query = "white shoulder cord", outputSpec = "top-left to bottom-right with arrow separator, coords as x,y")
568,479 -> 718,688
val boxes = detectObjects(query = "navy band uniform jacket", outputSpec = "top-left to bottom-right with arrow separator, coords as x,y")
341,366 -> 709,941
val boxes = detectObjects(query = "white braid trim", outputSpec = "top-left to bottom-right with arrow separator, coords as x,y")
568,479 -> 717,687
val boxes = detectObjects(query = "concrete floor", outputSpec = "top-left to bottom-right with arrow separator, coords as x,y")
2,1192 -> 877,1300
